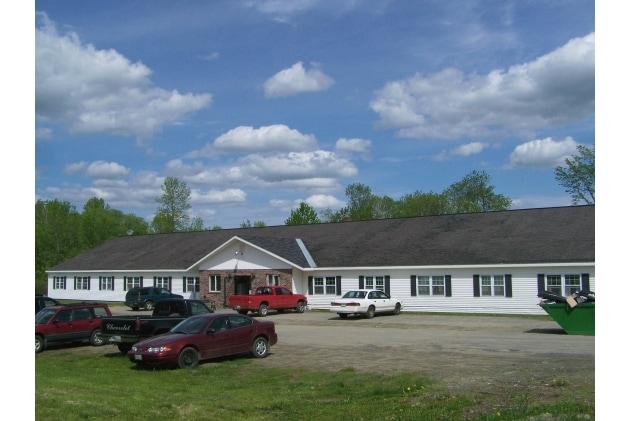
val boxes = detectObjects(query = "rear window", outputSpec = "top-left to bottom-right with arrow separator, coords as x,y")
93,306 -> 109,317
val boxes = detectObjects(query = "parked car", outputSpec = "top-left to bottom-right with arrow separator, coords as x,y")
128,313 -> 278,369
330,289 -> 403,319
228,285 -> 307,316
125,287 -> 183,311
35,302 -> 112,353
35,295 -> 60,314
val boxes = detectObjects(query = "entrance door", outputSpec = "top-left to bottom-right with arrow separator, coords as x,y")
234,276 -> 251,295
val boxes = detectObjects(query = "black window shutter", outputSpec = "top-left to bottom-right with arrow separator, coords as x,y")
581,273 -> 590,291
308,276 -> 313,295
63,277 -> 67,289
168,276 -> 172,290
99,276 -> 102,291
153,276 -> 156,287
124,276 -> 127,291
359,276 -> 364,289
537,274 -> 545,293
140,276 -> 144,287
195,277 -> 200,292
505,274 -> 512,298
473,275 -> 480,297
336,276 -> 341,296
445,275 -> 452,297
410,275 -> 417,296
183,277 -> 186,293
87,277 -> 91,290
385,276 -> 391,295
74,276 -> 77,290
112,277 -> 115,291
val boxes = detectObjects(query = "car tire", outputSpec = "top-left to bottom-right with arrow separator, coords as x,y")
296,301 -> 305,313
338,313 -> 348,319
251,337 -> 269,358
118,343 -> 132,354
35,335 -> 44,353
393,303 -> 401,315
144,301 -> 154,311
258,303 -> 269,317
90,328 -> 105,346
178,347 -> 199,369
365,306 -> 375,319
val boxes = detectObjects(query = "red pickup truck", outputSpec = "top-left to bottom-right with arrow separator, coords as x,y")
229,286 -> 308,317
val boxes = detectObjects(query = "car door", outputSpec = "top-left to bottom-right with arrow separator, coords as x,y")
47,309 -> 75,344
70,308 -> 94,341
200,316 -> 233,359
369,291 -> 393,313
227,315 -> 255,354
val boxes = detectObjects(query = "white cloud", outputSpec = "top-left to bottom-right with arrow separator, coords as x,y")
263,62 -> 334,98
35,13 -> 212,140
370,33 -> 595,140
190,188 -> 247,204
64,161 -> 88,175
507,137 -> 579,169
213,125 -> 318,153
85,160 -> 130,178
304,194 -> 346,209
335,137 -> 371,153
433,141 -> 489,161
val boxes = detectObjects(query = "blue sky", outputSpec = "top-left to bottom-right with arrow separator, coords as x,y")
33,0 -> 595,229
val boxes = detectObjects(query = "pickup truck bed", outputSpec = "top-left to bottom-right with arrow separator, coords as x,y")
100,299 -> 214,353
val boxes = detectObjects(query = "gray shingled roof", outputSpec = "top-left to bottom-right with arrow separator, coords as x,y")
48,205 -> 594,272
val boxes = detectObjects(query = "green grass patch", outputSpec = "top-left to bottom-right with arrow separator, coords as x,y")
36,350 -> 593,421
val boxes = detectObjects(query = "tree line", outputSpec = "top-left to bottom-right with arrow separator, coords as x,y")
35,145 -> 593,293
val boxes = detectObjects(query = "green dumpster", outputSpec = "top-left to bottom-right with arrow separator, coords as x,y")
538,301 -> 595,336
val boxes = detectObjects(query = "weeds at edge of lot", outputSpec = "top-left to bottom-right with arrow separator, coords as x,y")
36,350 -> 593,421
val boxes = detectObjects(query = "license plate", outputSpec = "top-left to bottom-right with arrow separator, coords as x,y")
134,354 -> 142,361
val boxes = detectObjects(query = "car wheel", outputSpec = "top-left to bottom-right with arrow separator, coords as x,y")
238,310 -> 248,315
296,301 -> 306,313
251,337 -> 269,358
365,306 -> 375,319
35,335 -> 44,353
258,303 -> 269,317
118,343 -> 132,354
90,328 -> 105,346
338,313 -> 348,319
144,301 -> 154,311
178,347 -> 199,369
393,303 -> 401,315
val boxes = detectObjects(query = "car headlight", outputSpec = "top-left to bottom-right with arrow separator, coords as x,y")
147,346 -> 172,353
131,345 -> 138,352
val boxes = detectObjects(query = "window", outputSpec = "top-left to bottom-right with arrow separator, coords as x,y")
184,276 -> 200,293
547,274 -> 581,296
417,276 -> 445,296
480,275 -> 505,297
325,277 -> 336,294
53,276 -> 66,290
100,276 -> 114,291
266,274 -> 280,286
313,277 -> 324,294
155,276 -> 171,289
312,277 -> 338,295
126,277 -> 142,290
75,276 -> 90,290
365,276 -> 385,291
209,275 -> 221,292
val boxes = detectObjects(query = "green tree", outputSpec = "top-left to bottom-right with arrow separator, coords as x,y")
285,202 -> 321,225
151,177 -> 193,233
344,183 -> 396,221
240,219 -> 266,228
554,145 -> 595,205
395,191 -> 451,217
443,170 -> 512,213
35,200 -> 81,293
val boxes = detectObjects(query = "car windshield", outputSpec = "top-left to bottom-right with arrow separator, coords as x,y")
342,291 -> 366,299
36,308 -> 56,324
170,316 -> 208,334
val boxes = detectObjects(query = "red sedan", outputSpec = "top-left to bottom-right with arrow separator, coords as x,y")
127,313 -> 277,369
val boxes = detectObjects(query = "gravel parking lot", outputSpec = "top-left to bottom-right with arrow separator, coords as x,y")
93,306 -> 596,402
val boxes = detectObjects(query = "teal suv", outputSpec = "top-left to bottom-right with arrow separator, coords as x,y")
125,287 -> 183,311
